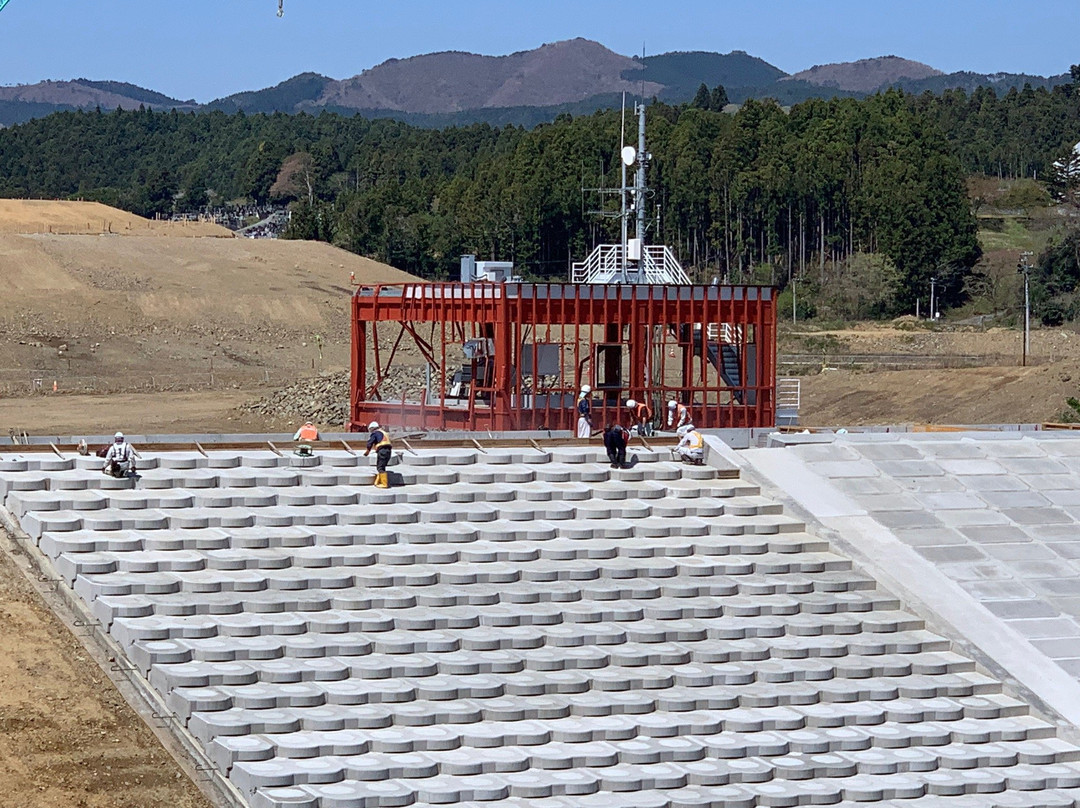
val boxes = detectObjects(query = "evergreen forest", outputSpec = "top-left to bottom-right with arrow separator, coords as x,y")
2,76 -> 1080,320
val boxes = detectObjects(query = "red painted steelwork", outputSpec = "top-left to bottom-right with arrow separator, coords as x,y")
349,283 -> 776,432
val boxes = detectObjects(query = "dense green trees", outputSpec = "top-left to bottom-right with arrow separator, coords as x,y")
6,79 -> 1080,315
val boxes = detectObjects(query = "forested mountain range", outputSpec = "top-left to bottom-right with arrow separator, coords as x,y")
0,39 -> 1069,127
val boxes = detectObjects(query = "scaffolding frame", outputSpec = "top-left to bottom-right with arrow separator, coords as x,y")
350,283 -> 777,432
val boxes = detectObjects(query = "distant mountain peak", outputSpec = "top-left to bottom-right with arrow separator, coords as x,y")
320,38 -> 662,115
786,56 -> 943,93
0,42 -> 1068,130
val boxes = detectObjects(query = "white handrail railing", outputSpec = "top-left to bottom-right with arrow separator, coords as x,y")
571,244 -> 691,285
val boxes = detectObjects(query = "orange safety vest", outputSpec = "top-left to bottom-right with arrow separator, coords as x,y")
297,423 -> 319,441
633,402 -> 652,423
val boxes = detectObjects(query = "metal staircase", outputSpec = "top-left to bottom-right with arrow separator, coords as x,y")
572,244 -> 691,285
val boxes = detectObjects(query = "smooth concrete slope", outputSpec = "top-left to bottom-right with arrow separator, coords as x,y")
3,442 -> 1080,808
735,432 -> 1080,732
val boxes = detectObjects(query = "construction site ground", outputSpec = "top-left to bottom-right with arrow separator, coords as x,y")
0,199 -> 1075,433
0,533 -> 211,808
788,322 -> 1080,426
3,322 -> 1079,436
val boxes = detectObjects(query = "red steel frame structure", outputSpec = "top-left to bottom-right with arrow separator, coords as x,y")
350,283 -> 776,433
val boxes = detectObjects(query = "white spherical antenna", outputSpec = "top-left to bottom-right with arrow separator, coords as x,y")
621,146 -> 637,167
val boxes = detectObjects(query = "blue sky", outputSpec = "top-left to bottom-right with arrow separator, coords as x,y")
0,0 -> 1074,102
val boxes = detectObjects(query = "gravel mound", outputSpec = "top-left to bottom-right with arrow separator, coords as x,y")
240,366 -> 432,427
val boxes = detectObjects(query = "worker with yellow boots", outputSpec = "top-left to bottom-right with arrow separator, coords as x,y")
364,421 -> 393,488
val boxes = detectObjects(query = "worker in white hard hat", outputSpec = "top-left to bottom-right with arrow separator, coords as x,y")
576,384 -> 593,439
625,398 -> 653,437
667,399 -> 692,431
673,424 -> 706,465
102,431 -> 137,478
364,421 -> 393,488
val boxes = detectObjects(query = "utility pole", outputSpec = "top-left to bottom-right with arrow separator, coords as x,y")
1019,252 -> 1032,367
929,277 -> 936,321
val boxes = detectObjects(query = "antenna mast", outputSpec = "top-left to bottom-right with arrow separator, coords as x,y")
635,100 -> 648,247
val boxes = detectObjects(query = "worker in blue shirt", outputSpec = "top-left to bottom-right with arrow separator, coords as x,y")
364,421 -> 393,488
576,384 -> 593,438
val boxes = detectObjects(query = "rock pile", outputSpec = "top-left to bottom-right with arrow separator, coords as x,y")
241,365 -> 435,426
240,372 -> 350,426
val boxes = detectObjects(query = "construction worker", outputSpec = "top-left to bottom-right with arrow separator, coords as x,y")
102,431 -> 136,478
576,384 -> 593,438
667,400 -> 692,431
293,422 -> 320,442
603,423 -> 630,469
364,421 -> 393,488
625,398 -> 653,437
673,424 -> 706,465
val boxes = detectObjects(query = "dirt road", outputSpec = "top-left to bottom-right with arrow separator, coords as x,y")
0,389 -> 283,437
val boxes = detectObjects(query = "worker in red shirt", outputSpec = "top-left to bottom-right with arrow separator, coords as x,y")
625,398 -> 653,437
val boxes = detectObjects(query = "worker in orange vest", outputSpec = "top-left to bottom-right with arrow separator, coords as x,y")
625,398 -> 653,437
667,400 -> 692,431
292,422 -> 320,442
365,421 -> 393,488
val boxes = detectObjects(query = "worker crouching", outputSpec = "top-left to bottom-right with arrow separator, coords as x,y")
365,421 -> 393,488
673,425 -> 706,465
102,431 -> 137,478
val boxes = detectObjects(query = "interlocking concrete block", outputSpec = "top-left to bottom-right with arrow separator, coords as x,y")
874,460 -> 946,478
917,442 -> 986,460
806,461 -> 882,479
1004,507 -> 1073,526
936,510 -> 1012,528
913,492 -> 990,511
7,442 -> 1080,808
999,457 -> 1070,476
871,510 -> 945,530
959,526 -> 1032,546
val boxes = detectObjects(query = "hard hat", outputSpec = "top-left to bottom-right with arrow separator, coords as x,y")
114,431 -> 124,441
625,399 -> 637,408
677,425 -> 692,437
368,421 -> 380,431
668,401 -> 678,409
580,384 -> 592,394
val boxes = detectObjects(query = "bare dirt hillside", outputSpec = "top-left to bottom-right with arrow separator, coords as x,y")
0,200 -> 232,237
0,232 -> 418,398
0,201 -> 420,435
